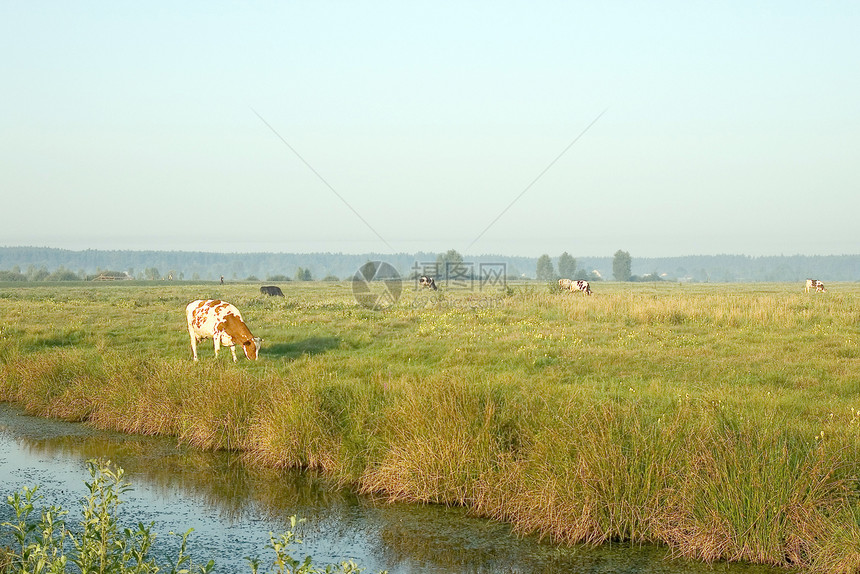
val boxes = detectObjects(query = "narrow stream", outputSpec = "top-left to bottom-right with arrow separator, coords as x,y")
0,404 -> 776,574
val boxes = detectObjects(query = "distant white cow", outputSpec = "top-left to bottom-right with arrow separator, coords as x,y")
805,279 -> 826,293
558,278 -> 573,290
186,299 -> 261,361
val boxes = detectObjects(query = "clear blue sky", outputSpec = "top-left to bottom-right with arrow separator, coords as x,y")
3,2 -> 858,257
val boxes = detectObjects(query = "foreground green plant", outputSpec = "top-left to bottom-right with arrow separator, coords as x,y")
246,517 -> 372,574
3,485 -> 68,574
1,460 -> 379,574
2,459 -> 212,574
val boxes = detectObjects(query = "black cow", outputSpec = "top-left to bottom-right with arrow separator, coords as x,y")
419,276 -> 438,291
260,285 -> 284,297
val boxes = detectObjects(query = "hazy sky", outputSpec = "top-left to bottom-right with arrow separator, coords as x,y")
3,2 -> 858,257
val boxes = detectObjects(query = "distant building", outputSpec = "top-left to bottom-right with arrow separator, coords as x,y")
93,271 -> 133,281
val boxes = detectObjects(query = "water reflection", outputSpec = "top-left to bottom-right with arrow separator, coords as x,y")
0,405 -> 777,574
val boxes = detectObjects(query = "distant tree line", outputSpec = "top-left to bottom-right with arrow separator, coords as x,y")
537,249 -> 860,283
535,251 -> 605,283
1,247 -> 859,283
0,265 -> 90,282
0,247 -> 529,283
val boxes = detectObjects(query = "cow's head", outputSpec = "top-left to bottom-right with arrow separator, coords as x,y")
243,337 -> 263,360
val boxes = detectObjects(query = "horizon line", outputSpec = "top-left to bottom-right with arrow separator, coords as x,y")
1,245 -> 858,260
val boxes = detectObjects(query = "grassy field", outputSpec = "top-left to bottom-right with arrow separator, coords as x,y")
1,280 -> 859,571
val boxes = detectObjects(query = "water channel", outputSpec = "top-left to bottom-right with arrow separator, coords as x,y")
0,404 -> 777,574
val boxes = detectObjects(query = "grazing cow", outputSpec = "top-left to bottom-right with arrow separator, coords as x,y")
569,279 -> 592,295
186,299 -> 261,361
805,279 -> 826,293
260,285 -> 284,297
419,276 -> 438,290
558,278 -> 573,290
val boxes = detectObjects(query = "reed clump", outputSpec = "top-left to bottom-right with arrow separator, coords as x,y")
1,282 -> 859,572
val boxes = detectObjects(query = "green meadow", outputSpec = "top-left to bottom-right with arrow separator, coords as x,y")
1,280 -> 859,572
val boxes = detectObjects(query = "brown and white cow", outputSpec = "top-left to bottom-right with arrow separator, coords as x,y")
186,299 -> 261,361
805,279 -> 826,293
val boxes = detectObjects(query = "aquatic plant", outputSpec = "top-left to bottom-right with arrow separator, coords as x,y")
1,459 -> 213,574
0,460 -> 380,574
246,517 -> 370,574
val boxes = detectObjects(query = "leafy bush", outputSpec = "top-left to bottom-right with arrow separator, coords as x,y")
46,269 -> 82,281
0,270 -> 26,281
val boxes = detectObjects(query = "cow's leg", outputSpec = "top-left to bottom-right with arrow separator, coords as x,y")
229,345 -> 238,362
188,328 -> 199,361
213,338 -> 221,359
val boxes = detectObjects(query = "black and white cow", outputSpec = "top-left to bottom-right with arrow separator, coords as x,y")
805,279 -> 826,293
569,279 -> 592,295
260,285 -> 284,297
419,276 -> 438,290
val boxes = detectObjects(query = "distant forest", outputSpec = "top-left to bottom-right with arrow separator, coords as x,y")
0,246 -> 858,283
